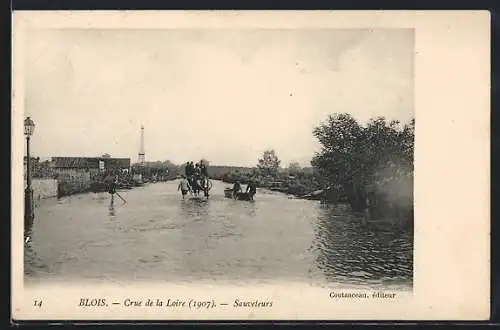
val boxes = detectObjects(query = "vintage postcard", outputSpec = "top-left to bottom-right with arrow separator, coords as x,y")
12,10 -> 490,321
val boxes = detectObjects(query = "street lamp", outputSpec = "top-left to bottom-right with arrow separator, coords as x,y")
24,116 -> 35,235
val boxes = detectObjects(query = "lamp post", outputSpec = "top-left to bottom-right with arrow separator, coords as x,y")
24,116 -> 35,235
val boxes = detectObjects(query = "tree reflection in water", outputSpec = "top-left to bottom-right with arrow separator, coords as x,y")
311,204 -> 413,287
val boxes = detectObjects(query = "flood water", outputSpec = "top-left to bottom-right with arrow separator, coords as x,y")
24,180 -> 413,289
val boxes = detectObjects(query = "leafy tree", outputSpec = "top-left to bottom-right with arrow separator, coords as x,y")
257,149 -> 281,177
311,113 -> 414,212
287,161 -> 302,176
161,160 -> 177,169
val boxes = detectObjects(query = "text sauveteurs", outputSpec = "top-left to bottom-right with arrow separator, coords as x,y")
78,298 -> 274,308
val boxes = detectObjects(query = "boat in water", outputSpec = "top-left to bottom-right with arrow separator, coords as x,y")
268,181 -> 284,192
224,188 -> 253,201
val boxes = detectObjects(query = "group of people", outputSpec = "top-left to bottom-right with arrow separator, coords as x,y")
231,180 -> 257,201
178,160 -> 211,198
185,161 -> 208,178
177,160 -> 259,201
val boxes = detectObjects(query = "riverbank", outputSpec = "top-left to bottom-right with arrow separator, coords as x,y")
217,173 -> 342,202
215,170 -> 413,227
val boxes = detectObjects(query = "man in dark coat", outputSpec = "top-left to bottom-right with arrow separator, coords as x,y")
246,181 -> 257,200
103,172 -> 118,204
232,181 -> 242,199
200,160 -> 208,178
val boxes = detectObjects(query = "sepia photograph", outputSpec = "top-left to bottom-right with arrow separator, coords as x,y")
22,26 -> 415,289
12,11 -> 489,321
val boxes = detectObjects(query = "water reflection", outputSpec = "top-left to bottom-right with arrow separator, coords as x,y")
179,197 -> 210,219
24,222 -> 33,241
243,201 -> 257,217
312,204 -> 413,286
24,233 -> 49,278
108,203 -> 116,217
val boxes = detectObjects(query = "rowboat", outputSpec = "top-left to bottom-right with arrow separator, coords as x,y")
224,188 -> 253,201
268,181 -> 285,192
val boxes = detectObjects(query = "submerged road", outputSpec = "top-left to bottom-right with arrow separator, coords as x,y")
25,180 -> 413,289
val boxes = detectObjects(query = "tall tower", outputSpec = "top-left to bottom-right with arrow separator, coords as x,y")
138,125 -> 145,166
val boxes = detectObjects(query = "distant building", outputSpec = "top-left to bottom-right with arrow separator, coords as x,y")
51,157 -> 131,178
23,156 -> 39,168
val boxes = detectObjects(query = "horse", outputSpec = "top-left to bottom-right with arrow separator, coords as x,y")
190,175 -> 212,198
200,177 -> 213,197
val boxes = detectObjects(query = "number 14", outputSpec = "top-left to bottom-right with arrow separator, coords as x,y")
34,300 -> 42,308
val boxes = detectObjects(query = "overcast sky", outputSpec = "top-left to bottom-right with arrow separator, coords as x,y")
24,28 -> 414,167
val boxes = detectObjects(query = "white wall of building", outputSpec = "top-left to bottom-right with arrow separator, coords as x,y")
26,178 -> 58,200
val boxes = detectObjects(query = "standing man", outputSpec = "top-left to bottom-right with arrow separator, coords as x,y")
200,160 -> 208,178
246,180 -> 257,201
185,161 -> 193,188
199,160 -> 210,197
232,180 -> 242,199
194,163 -> 201,177
104,171 -> 118,205
178,175 -> 191,199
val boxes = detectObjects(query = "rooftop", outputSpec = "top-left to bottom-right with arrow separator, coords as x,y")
51,157 -> 131,169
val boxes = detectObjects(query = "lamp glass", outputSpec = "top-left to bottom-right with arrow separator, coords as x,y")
24,117 -> 35,136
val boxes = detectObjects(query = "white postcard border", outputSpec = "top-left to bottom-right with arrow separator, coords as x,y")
11,10 -> 491,321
